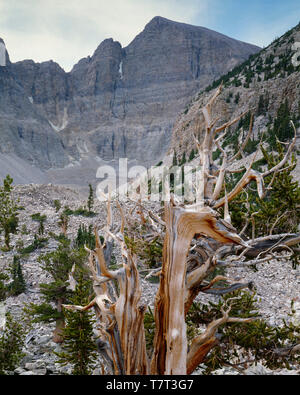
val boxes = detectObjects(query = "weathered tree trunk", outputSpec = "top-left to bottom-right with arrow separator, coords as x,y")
53,298 -> 65,343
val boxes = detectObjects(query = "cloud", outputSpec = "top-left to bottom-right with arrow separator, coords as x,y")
0,0 -> 211,71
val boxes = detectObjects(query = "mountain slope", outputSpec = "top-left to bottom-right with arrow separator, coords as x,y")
0,16 -> 260,186
168,22 -> 300,178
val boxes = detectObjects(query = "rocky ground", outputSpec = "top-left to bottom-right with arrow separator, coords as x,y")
0,183 -> 299,375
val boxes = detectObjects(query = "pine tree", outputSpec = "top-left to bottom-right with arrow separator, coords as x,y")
189,149 -> 196,162
268,99 -> 294,148
0,175 -> 19,250
251,144 -> 300,236
87,184 -> 94,214
25,240 -> 87,343
9,255 -> 26,296
180,152 -> 187,166
0,271 -> 8,301
31,213 -> 47,235
74,224 -> 95,250
55,269 -> 97,375
228,143 -> 300,239
0,312 -> 25,374
172,151 -> 178,166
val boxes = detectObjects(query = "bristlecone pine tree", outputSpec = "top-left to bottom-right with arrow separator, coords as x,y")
63,86 -> 300,375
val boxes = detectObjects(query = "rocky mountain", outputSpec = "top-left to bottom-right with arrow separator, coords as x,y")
0,16 -> 260,187
168,22 -> 300,178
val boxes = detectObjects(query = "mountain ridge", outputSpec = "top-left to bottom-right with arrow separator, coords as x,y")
0,17 -> 261,187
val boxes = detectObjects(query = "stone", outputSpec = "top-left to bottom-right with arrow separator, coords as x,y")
14,367 -> 26,375
244,363 -> 271,375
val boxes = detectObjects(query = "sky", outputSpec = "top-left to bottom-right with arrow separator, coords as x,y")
0,0 -> 299,72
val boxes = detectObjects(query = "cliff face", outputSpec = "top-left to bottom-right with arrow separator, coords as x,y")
0,17 -> 260,185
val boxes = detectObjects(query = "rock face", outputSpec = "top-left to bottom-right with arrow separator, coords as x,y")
0,17 -> 260,185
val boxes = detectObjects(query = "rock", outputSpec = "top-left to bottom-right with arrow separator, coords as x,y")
14,367 -> 26,375
24,360 -> 47,373
244,363 -> 272,375
35,335 -> 52,346
0,17 -> 260,185
211,367 -> 240,375
20,371 -> 36,375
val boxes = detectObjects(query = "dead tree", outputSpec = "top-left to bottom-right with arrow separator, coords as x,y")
63,85 -> 299,375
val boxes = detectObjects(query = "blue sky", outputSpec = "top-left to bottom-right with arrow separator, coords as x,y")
0,0 -> 299,71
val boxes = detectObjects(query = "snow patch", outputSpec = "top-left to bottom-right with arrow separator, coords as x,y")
28,96 -> 34,104
119,61 -> 123,79
0,42 -> 6,67
48,107 -> 68,132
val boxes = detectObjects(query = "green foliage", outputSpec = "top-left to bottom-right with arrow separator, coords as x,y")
251,144 -> 300,237
8,255 -> 26,296
74,224 -> 95,250
63,205 -> 96,218
0,175 -> 19,250
227,143 -> 300,246
172,151 -> 178,166
31,213 -> 47,235
268,99 -> 294,148
124,233 -> 163,269
53,199 -> 61,212
25,302 -> 62,324
180,152 -> 187,166
186,291 -> 300,374
87,184 -> 94,214
0,271 -> 9,301
55,269 -> 97,375
143,307 -> 156,356
234,92 -> 240,104
189,149 -> 196,162
26,240 -> 88,324
0,312 -> 25,374
257,93 -> 269,116
17,234 -> 48,256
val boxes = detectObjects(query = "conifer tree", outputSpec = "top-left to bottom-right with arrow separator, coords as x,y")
251,144 -> 300,236
9,255 -> 26,296
0,312 -> 25,374
25,240 -> 87,343
74,224 -> 95,250
172,151 -> 178,166
0,175 -> 19,250
87,184 -> 94,214
0,271 -> 8,302
31,213 -> 47,235
269,99 -> 294,148
55,269 -> 97,375
228,143 -> 300,239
